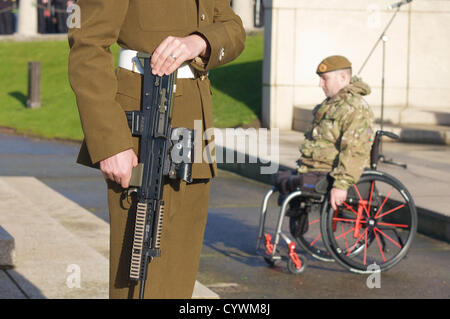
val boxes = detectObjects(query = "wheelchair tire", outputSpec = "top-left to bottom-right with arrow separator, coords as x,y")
320,171 -> 417,273
287,255 -> 307,275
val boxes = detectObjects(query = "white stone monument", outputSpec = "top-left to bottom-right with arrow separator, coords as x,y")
17,0 -> 38,36
232,0 -> 257,31
262,0 -> 450,130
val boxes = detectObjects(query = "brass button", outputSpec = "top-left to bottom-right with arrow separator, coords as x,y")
200,13 -> 206,21
218,48 -> 225,61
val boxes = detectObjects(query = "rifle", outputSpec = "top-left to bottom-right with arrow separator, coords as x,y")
125,52 -> 194,299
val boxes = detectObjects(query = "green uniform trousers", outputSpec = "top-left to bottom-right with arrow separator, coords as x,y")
107,178 -> 210,299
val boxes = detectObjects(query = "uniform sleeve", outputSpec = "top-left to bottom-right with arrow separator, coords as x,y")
68,0 -> 133,164
191,0 -> 246,71
330,104 -> 374,190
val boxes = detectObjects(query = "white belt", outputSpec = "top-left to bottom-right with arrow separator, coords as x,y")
118,48 -> 195,79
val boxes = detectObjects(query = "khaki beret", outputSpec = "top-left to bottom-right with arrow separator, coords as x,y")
316,55 -> 352,75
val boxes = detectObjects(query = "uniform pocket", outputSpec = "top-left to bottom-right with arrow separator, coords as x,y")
174,79 -> 183,97
116,67 -> 142,103
318,111 -> 340,142
115,92 -> 139,112
115,67 -> 183,113
136,0 -> 187,31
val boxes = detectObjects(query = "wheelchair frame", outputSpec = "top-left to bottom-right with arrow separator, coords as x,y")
256,130 -> 417,275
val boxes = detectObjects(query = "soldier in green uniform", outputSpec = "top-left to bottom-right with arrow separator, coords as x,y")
68,0 -> 245,298
277,55 -> 374,212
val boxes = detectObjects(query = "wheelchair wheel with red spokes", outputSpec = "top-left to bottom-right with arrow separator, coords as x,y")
321,171 -> 417,273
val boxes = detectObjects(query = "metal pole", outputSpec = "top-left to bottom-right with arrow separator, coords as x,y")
358,7 -> 400,76
27,61 -> 41,109
381,36 -> 387,133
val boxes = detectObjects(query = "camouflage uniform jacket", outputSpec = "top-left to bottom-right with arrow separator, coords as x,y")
298,76 -> 375,190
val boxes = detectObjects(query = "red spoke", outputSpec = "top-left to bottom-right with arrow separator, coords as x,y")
374,227 -> 402,248
374,229 -> 386,262
346,228 -> 368,256
377,222 -> 409,228
342,202 -> 358,215
309,218 -> 320,226
333,217 -> 367,224
353,184 -> 370,218
375,188 -> 393,219
367,181 -> 375,216
309,233 -> 321,247
376,204 -> 406,219
341,224 -> 350,251
336,226 -> 355,240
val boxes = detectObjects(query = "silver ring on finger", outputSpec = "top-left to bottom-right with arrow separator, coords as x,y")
170,53 -> 177,60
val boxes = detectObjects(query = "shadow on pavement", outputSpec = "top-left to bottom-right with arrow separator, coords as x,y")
3,269 -> 46,299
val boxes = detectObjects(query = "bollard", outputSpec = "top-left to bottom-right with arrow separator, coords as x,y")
27,61 -> 41,109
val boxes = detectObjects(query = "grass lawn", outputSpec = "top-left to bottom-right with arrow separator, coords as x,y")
0,34 -> 263,141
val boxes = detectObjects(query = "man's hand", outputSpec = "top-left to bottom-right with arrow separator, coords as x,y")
330,187 -> 347,211
100,148 -> 138,189
150,34 -> 210,76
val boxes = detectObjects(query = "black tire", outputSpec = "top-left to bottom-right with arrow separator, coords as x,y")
287,255 -> 307,275
321,171 -> 417,273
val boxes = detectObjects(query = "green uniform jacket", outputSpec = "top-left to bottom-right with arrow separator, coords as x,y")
68,0 -> 246,179
298,76 -> 375,190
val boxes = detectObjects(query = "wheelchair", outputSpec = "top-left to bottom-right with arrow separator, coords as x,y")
256,130 -> 417,275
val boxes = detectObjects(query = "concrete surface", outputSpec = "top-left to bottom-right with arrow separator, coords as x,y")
198,168 -> 450,299
0,129 -> 448,299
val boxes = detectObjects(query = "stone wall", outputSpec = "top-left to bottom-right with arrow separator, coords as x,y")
262,0 -> 450,130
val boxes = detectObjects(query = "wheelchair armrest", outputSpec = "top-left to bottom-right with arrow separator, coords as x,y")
314,174 -> 333,195
376,130 -> 399,140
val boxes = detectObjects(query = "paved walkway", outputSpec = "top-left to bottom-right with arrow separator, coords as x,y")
1,125 -> 449,298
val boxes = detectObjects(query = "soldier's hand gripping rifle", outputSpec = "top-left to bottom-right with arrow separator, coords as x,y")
125,52 -> 194,299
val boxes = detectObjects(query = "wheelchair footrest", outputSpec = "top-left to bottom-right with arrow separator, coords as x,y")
288,242 -> 301,269
264,234 -> 274,254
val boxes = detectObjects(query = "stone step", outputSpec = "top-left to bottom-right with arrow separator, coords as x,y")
4,177 -> 110,259
0,225 -> 15,267
293,106 -> 450,145
0,177 -> 109,298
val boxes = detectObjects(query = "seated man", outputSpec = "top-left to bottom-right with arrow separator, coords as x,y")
277,55 -> 375,216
